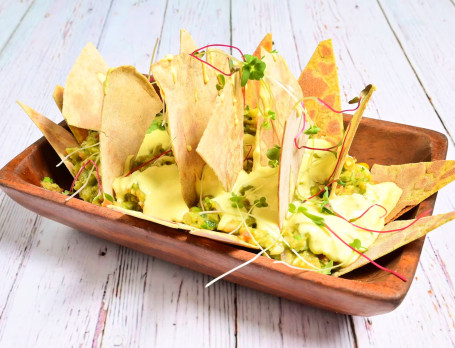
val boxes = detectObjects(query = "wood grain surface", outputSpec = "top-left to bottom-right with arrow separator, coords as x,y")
0,0 -> 454,347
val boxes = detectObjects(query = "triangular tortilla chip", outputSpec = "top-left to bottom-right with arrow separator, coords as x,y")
180,29 -> 199,54
53,85 -> 89,144
17,101 -> 78,175
372,160 -> 455,222
333,211 -> 455,277
298,39 -> 343,145
245,33 -> 273,109
278,110 -> 307,227
197,73 -> 244,191
62,42 -> 108,131
329,85 -> 375,198
150,53 -> 220,206
100,66 -> 163,196
52,85 -> 64,112
259,49 -> 303,166
190,229 -> 260,249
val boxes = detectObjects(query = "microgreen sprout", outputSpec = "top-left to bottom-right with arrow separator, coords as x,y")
254,196 -> 268,208
43,177 -> 53,183
266,145 -> 281,168
261,109 -> 276,130
241,54 -> 266,87
349,238 -> 368,252
216,74 -> 225,91
304,125 -> 320,135
147,117 -> 166,133
230,192 -> 246,208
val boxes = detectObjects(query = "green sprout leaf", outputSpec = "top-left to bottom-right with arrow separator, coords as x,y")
270,49 -> 278,54
104,193 -> 114,203
289,203 -> 297,214
43,176 -> 53,183
254,196 -> 268,208
349,238 -> 368,252
241,54 -> 266,87
266,145 -> 281,168
230,192 -> 246,208
216,74 -> 225,91
147,118 -> 166,133
304,126 -> 320,135
348,96 -> 359,104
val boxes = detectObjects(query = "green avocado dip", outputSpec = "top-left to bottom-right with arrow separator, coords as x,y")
66,130 -> 103,205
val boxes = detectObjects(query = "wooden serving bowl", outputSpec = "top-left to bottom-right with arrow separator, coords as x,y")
0,116 -> 447,316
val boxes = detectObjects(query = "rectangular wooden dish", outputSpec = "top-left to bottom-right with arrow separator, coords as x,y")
0,115 -> 447,316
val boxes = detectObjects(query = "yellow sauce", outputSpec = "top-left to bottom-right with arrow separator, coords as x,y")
113,164 -> 189,222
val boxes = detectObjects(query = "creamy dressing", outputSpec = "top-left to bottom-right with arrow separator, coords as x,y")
113,164 -> 189,222
136,129 -> 171,158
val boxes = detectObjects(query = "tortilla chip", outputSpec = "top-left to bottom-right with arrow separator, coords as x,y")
245,33 -> 273,109
197,73 -> 244,191
53,85 -> 89,144
259,48 -> 303,166
62,42 -> 108,131
329,85 -> 375,198
372,160 -> 455,222
180,29 -> 199,54
17,101 -> 78,175
52,85 -> 64,112
100,66 -> 163,196
151,53 -> 220,206
190,229 -> 260,249
333,211 -> 455,277
298,39 -> 343,145
108,205 -> 194,230
278,110 -> 307,227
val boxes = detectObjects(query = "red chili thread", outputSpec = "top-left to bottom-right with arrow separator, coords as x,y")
334,209 -> 432,234
189,44 -> 246,77
316,97 -> 362,114
243,144 -> 253,162
70,159 -> 103,194
324,223 -> 407,282
349,204 -> 388,221
125,149 -> 172,177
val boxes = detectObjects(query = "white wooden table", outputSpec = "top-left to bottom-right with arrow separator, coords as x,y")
1,1 -> 455,346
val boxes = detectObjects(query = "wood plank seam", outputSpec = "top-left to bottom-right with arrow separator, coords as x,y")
95,0 -> 116,48
0,0 -> 35,59
155,0 -> 170,58
285,0 -> 303,72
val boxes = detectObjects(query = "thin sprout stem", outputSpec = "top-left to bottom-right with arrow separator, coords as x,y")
57,142 -> 100,167
205,243 -> 275,288
65,164 -> 96,202
302,180 -> 337,202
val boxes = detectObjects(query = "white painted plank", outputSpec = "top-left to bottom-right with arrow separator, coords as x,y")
0,0 -> 121,346
96,1 -> 237,347
379,0 -> 455,136
287,0 -> 455,346
0,220 -> 118,347
0,0 -> 33,51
